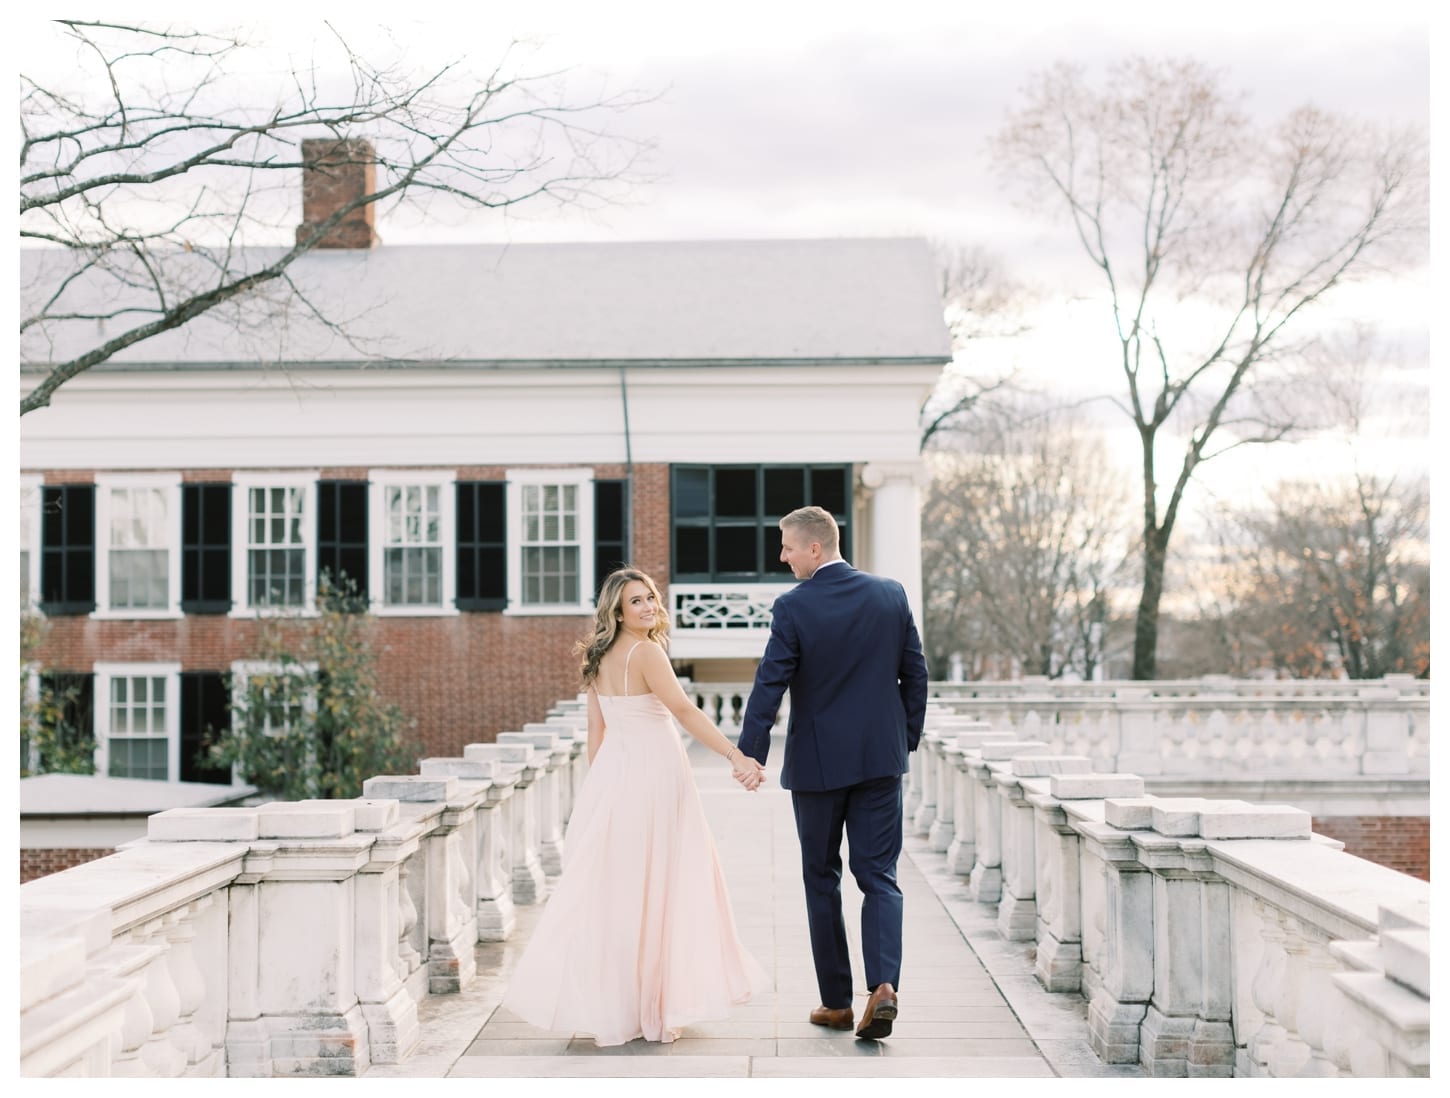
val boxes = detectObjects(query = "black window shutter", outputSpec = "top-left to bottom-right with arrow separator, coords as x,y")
37,671 -> 95,770
39,485 -> 96,614
180,671 -> 233,784
318,481 -> 368,605
181,484 -> 232,613
456,481 -> 506,611
594,479 -> 628,598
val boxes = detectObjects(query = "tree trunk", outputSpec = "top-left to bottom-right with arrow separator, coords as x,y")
1132,531 -> 1169,680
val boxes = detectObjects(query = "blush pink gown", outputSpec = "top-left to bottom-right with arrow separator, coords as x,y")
501,685 -> 768,1046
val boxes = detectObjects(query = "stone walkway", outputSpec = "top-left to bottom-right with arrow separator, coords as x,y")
363,741 -> 1145,1079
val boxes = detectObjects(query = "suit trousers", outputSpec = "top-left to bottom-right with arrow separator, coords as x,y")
790,774 -> 904,1008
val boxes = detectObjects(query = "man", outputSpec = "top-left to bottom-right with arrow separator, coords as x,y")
736,505 -> 929,1040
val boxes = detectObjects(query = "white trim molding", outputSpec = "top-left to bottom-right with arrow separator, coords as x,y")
93,473 -> 183,619
19,473 -> 42,612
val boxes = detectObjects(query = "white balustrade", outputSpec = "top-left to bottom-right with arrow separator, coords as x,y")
20,689 -> 1431,1077
913,702 -> 1430,1079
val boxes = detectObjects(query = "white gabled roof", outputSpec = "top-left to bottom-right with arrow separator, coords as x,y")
20,237 -> 952,370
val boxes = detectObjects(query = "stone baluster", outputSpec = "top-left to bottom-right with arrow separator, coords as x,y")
421,756 -> 516,942
992,766 -> 1037,940
1293,934 -> 1347,1076
1076,797 -> 1155,1064
1245,899 -> 1291,1076
965,741 -> 1048,903
347,797 -> 422,1065
163,898 -> 221,1075
543,714 -> 588,821
911,728 -> 939,835
1266,914 -> 1314,1077
362,775 -> 481,996
926,719 -> 989,851
1015,757 -> 1095,988
499,728 -> 568,877
130,915 -> 189,1076
943,731 -> 997,876
466,743 -> 547,905
106,941 -> 171,1076
904,735 -> 925,820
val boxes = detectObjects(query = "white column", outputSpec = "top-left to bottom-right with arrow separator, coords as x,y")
860,461 -> 928,626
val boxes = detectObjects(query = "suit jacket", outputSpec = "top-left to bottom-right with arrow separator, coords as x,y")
737,563 -> 929,792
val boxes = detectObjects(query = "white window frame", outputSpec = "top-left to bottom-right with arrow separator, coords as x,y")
230,472 -> 320,617
19,473 -> 42,612
368,470 -> 457,617
504,467 -> 595,616
94,662 -> 181,781
94,473 -> 183,619
230,659 -> 319,738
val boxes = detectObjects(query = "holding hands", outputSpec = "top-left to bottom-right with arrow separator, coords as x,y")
727,747 -> 767,792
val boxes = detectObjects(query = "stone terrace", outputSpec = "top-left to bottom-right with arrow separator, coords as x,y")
362,740 -> 1140,1079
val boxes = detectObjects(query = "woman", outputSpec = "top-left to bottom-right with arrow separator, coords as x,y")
501,567 -> 770,1046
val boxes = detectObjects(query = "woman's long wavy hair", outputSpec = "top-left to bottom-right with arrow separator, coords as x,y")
576,567 -> 671,685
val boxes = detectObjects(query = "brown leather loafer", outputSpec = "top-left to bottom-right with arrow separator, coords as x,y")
855,982 -> 898,1040
809,1004 -> 855,1030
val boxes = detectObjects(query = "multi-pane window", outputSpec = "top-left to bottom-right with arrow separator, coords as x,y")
39,484 -> 96,614
522,483 -> 580,605
457,481 -> 507,610
106,488 -> 169,609
368,473 -> 455,614
107,674 -> 170,779
671,464 -> 852,582
232,475 -> 316,613
181,484 -> 232,613
95,663 -> 179,781
95,475 -> 181,616
387,485 -> 442,605
505,469 -> 594,613
232,662 -> 314,737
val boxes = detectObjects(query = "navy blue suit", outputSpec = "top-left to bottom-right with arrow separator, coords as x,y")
738,562 -> 929,1006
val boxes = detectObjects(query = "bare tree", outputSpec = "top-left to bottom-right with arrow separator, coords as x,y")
992,56 -> 1428,678
922,403 -> 1133,679
918,240 -> 1029,450
1193,473 -> 1429,679
20,20 -> 651,415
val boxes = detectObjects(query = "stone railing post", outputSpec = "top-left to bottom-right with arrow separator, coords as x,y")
466,743 -> 548,905
966,741 -> 1049,903
500,728 -> 570,877
1014,757 -> 1094,986
542,714 -> 589,821
992,765 -> 1037,940
420,757 -> 516,942
361,775 -> 481,996
1113,688 -> 1161,776
942,730 -> 997,876
911,728 -> 940,835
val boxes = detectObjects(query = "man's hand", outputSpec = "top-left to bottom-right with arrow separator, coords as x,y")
730,751 -> 767,792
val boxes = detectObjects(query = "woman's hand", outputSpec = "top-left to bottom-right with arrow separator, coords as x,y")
729,748 -> 767,792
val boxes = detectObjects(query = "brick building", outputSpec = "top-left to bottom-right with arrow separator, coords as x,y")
19,152 -> 953,824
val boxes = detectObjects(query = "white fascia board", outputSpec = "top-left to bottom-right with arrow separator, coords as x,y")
19,363 -> 945,470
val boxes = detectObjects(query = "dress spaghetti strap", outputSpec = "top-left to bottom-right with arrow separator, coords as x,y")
622,640 -> 645,697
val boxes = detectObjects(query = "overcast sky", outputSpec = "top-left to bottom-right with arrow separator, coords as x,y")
16,3 -> 1436,504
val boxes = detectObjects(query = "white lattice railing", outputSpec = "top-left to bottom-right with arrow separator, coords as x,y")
667,582 -> 793,658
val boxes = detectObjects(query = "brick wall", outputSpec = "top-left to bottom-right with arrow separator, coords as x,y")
21,847 -> 116,883
1312,815 -> 1429,881
29,463 -> 672,763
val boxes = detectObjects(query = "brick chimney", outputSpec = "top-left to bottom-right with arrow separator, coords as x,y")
296,138 -> 377,249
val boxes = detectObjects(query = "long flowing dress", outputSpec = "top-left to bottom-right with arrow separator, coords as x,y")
501,666 -> 768,1046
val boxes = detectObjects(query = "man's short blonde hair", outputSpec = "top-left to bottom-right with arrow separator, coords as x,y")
779,506 -> 840,553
